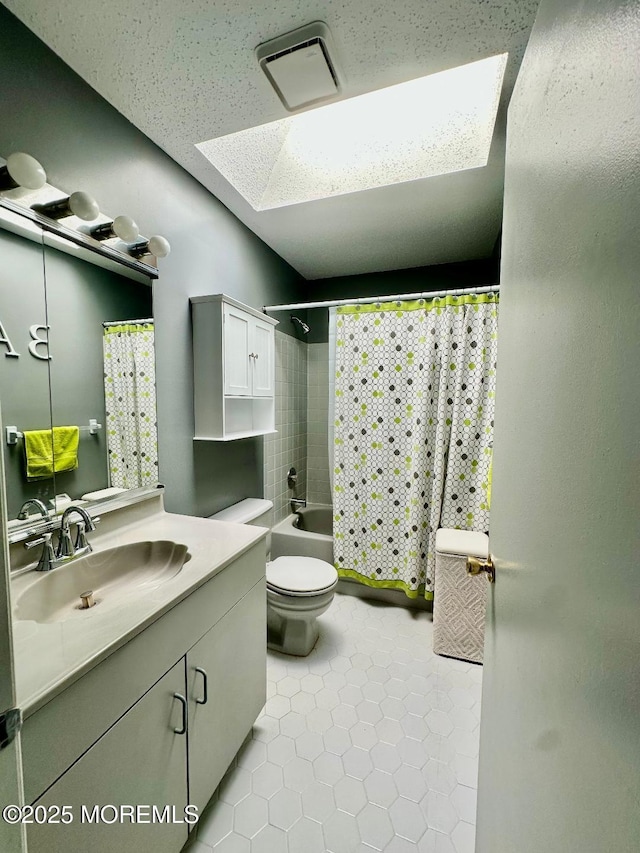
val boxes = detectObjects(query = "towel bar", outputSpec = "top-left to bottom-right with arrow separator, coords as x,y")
5,419 -> 102,446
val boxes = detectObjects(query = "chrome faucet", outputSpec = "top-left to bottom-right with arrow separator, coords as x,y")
24,531 -> 57,572
25,505 -> 99,571
290,498 -> 306,511
17,498 -> 49,521
57,506 -> 98,559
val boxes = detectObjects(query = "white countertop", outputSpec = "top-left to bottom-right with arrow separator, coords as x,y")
11,495 -> 267,716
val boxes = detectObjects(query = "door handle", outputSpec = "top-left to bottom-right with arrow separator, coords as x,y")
173,693 -> 187,734
466,555 -> 495,583
195,667 -> 208,705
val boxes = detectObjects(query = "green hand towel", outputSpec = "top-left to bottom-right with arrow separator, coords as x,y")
24,426 -> 79,480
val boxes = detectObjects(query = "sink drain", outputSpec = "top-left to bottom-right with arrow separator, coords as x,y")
79,590 -> 96,609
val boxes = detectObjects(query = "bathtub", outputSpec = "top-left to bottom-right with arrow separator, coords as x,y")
271,504 -> 430,610
271,504 -> 333,563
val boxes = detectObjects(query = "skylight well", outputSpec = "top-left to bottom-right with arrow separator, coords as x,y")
196,53 -> 508,211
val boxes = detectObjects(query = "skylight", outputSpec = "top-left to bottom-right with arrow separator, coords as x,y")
196,53 -> 508,211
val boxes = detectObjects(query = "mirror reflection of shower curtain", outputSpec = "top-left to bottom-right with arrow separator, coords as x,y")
332,295 -> 498,600
102,321 -> 158,489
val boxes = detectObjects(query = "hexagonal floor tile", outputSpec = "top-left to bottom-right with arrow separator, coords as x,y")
268,788 -> 302,830
364,769 -> 399,809
389,796 -> 427,842
203,594 -> 480,853
357,802 -> 395,850
324,808 -> 361,853
334,775 -> 368,816
301,779 -> 336,822
233,794 -> 268,839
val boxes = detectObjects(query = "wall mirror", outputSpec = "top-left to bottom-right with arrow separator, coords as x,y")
0,207 -> 157,533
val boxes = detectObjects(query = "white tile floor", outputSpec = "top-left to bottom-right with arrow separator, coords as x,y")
190,593 -> 482,853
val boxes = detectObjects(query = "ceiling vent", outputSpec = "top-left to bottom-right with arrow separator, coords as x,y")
256,22 -> 342,112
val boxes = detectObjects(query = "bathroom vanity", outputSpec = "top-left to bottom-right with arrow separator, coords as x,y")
9,489 -> 267,853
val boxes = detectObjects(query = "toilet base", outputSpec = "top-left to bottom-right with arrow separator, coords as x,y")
266,585 -> 336,657
267,609 -> 320,657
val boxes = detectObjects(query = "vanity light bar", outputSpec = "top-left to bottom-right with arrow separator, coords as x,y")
0,151 -> 170,264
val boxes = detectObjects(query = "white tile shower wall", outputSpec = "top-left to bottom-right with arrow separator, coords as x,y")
265,331 -> 308,524
306,343 -> 332,506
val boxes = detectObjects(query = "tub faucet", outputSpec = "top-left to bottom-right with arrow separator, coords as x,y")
290,498 -> 306,511
17,499 -> 49,521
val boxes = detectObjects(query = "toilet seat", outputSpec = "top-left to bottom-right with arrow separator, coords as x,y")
267,556 -> 338,597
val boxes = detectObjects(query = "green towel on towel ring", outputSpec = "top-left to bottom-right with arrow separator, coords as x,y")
24,426 -> 79,480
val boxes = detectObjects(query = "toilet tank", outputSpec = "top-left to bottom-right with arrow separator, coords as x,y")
209,499 -> 273,553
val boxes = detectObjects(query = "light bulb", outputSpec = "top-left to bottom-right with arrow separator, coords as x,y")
5,152 -> 47,190
68,191 -> 99,221
112,215 -> 139,242
34,191 -> 100,221
148,235 -> 171,258
89,214 -> 139,242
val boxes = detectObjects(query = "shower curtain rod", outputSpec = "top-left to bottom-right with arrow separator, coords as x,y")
102,318 -> 153,327
263,284 -> 499,313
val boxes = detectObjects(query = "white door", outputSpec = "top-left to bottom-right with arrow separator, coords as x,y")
0,402 -> 26,853
250,318 -> 274,397
476,2 -> 640,852
223,304 -> 251,396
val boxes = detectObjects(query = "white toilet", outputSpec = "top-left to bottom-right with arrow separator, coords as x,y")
210,499 -> 338,656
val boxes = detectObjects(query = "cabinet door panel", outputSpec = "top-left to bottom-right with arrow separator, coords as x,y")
27,661 -> 189,853
223,305 -> 251,396
251,318 -> 274,396
187,580 -> 266,812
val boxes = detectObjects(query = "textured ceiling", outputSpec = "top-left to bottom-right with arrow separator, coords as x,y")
6,0 -> 540,279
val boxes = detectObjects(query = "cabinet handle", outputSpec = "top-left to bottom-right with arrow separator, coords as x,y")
195,666 -> 208,705
254,353 -> 259,360
173,692 -> 187,735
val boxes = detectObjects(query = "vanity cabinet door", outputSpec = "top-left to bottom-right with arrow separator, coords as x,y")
27,660 -> 189,853
187,579 -> 266,813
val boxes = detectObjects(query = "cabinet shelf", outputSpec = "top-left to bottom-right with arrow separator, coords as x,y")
195,429 -> 277,442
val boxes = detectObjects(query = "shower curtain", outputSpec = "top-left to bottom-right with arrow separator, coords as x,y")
102,321 -> 158,489
332,294 -> 498,599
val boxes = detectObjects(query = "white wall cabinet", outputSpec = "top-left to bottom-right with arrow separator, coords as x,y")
22,544 -> 266,853
192,294 -> 277,440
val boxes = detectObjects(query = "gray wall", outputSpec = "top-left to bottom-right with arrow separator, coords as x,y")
0,228 -> 151,518
0,6 -> 303,517
476,0 -> 640,850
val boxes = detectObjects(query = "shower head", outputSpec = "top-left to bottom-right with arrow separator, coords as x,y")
290,315 -> 310,335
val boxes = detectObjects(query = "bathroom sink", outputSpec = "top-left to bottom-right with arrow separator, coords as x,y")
14,540 -> 191,624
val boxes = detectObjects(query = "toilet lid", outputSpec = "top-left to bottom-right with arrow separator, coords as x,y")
267,556 -> 338,595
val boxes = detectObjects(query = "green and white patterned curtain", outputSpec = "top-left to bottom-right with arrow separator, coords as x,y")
102,322 -> 158,489
332,294 -> 498,599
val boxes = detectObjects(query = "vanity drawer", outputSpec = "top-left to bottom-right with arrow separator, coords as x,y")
22,543 -> 264,803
